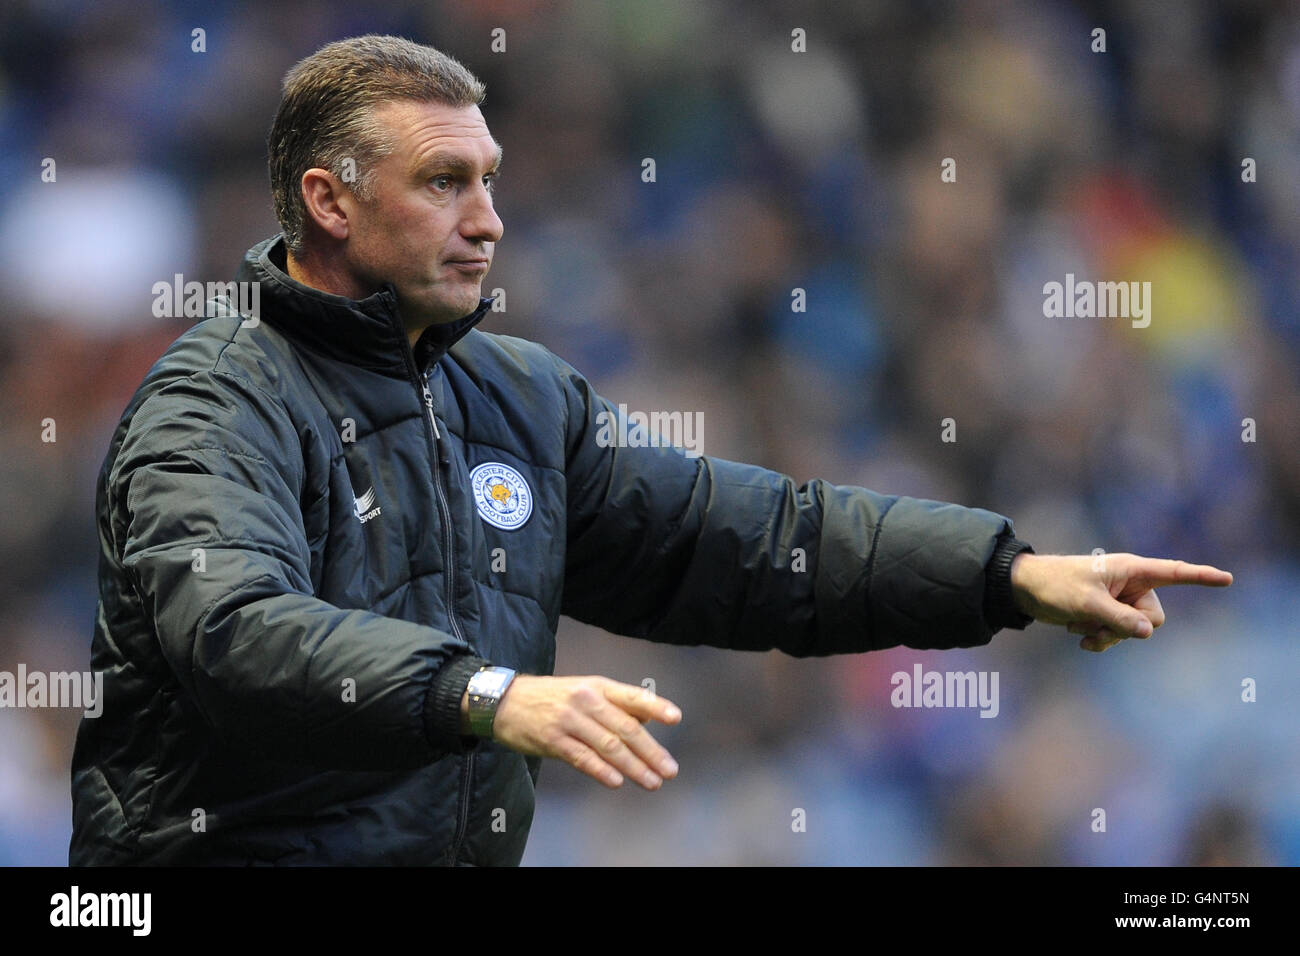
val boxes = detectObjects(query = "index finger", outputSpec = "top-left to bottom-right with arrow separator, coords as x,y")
606,681 -> 682,725
1125,557 -> 1233,588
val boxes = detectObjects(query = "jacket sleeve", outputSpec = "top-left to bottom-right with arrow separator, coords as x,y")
554,355 -> 1020,654
112,368 -> 484,771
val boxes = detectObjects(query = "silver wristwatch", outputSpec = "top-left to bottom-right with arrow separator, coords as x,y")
465,665 -> 517,738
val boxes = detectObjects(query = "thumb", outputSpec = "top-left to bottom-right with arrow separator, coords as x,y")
1096,596 -> 1153,639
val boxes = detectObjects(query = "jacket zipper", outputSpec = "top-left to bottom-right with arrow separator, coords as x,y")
418,374 -> 478,864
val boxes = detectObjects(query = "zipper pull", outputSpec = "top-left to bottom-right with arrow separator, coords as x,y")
421,386 -> 442,441
423,385 -> 452,466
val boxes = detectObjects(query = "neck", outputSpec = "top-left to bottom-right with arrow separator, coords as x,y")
285,248 -> 371,301
286,247 -> 423,349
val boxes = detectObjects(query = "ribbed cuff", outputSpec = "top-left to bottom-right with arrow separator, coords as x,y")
983,533 -> 1036,632
424,654 -> 492,754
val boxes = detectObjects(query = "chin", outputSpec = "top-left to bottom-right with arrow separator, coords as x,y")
431,295 -> 480,323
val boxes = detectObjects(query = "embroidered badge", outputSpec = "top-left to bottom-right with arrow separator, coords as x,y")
469,461 -> 533,530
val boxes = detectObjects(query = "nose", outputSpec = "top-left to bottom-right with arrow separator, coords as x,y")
463,181 -> 504,246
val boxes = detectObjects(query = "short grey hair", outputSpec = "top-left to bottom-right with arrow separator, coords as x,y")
267,34 -> 486,255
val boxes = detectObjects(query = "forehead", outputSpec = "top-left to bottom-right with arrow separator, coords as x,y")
372,99 -> 501,170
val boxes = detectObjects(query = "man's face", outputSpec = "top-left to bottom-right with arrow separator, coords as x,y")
341,99 -> 504,328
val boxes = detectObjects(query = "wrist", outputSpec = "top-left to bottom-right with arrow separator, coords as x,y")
424,653 -> 491,753
984,533 -> 1036,631
1010,551 -> 1037,617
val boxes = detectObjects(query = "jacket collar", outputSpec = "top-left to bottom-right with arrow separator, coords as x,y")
234,235 -> 495,378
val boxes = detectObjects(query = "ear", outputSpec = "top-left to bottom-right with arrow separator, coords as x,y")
299,168 -> 353,242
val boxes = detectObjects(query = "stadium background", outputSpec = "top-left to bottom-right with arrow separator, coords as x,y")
0,0 -> 1296,865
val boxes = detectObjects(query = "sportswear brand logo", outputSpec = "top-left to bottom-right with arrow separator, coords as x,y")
354,487 -> 382,523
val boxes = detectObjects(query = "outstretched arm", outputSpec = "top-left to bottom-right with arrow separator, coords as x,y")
553,351 -> 1017,654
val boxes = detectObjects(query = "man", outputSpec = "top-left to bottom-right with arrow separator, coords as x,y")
69,35 -> 1232,866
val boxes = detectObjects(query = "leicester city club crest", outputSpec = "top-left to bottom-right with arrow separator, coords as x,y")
469,461 -> 533,530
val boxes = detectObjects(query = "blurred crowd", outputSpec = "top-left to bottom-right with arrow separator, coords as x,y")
0,0 -> 1295,865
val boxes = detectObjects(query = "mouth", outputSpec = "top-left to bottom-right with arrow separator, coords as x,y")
447,258 -> 489,272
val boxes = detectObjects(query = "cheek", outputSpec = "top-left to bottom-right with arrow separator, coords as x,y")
390,195 -> 432,227
361,196 -> 446,271
391,209 -> 441,253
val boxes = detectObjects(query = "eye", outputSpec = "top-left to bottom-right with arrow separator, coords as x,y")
430,174 -> 454,192
483,172 -> 498,194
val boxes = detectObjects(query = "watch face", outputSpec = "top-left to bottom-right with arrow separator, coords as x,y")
474,670 -> 511,697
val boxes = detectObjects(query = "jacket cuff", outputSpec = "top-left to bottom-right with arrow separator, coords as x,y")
424,653 -> 493,754
983,533 -> 1036,632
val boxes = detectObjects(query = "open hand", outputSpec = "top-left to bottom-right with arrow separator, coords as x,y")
490,675 -> 682,789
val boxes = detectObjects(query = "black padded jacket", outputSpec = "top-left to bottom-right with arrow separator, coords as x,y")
69,234 -> 1032,866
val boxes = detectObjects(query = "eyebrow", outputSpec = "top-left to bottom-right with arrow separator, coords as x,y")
413,142 -> 504,178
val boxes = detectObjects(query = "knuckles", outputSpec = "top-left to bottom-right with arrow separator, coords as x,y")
568,683 -> 601,711
567,746 -> 594,773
